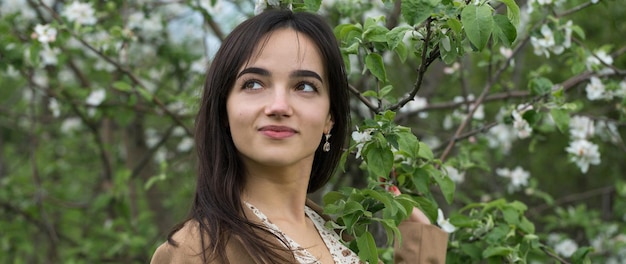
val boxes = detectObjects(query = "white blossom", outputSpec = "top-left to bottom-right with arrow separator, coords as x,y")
565,139 -> 601,173
172,126 -> 187,137
190,58 -> 208,74
585,76 -> 607,101
531,25 -> 555,58
512,110 -> 532,139
154,149 -> 167,163
554,239 -> 578,258
443,62 -> 460,75
399,96 -> 428,118
177,137 -> 194,152
486,123 -> 515,153
615,80 -> 626,98
63,1 -> 97,26
61,117 -> 82,133
496,166 -> 530,193
254,0 -> 267,15
40,46 -> 60,66
437,209 -> 457,233
595,121 -> 621,144
444,166 -> 465,184
569,115 -> 595,139
48,98 -> 60,118
33,24 -> 57,44
145,128 -> 160,148
499,47 -> 513,58
562,20 -> 573,48
586,50 -> 614,74
443,115 -> 454,130
85,89 -> 106,106
351,128 -> 373,159
1,0 -> 36,20
128,12 -> 164,39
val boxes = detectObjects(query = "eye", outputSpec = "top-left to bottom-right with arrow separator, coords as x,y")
296,82 -> 318,92
242,80 -> 263,90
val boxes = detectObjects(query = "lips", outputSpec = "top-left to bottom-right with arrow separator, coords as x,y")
258,125 -> 297,139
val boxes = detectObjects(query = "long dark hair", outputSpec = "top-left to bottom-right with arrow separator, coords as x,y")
167,10 -> 350,263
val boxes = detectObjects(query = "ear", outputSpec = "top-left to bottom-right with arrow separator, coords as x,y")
324,113 -> 334,134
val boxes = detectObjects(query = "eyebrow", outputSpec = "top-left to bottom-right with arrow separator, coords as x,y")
237,67 -> 323,83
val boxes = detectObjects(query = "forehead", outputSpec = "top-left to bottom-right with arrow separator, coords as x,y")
244,28 -> 325,75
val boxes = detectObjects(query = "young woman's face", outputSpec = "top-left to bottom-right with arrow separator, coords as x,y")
226,28 -> 333,170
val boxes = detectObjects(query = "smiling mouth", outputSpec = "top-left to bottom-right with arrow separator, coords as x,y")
258,126 -> 297,139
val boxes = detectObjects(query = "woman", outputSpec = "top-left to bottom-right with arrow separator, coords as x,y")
151,10 -> 447,264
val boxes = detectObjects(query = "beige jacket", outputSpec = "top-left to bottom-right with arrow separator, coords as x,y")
151,200 -> 448,264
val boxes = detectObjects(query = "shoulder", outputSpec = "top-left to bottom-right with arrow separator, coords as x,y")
150,221 -> 206,264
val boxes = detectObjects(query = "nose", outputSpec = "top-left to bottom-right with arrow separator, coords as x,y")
264,87 -> 292,117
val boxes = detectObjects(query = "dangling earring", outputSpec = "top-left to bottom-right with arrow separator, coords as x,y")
323,133 -> 331,152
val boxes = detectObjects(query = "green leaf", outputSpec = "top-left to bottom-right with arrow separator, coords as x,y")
401,0 -> 440,26
571,246 -> 594,264
529,77 -> 553,95
335,24 -> 362,42
356,232 -> 379,264
379,85 -> 393,98
417,142 -> 434,160
365,53 -> 387,82
493,0 -> 520,26
447,18 -> 463,34
394,41 -> 408,62
378,218 -> 400,246
323,191 -> 346,205
460,243 -> 483,259
439,34 -> 458,64
343,201 -> 366,215
303,0 -> 322,11
518,217 -> 535,233
492,14 -> 517,47
550,108 -> 570,134
386,26 -> 412,50
502,207 -> 520,225
432,169 -> 455,204
113,81 -> 132,92
397,131 -> 420,158
137,86 -> 153,101
482,246 -> 514,258
461,5 -> 494,51
364,144 -> 394,178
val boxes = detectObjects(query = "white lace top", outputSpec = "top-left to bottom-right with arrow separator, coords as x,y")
244,202 -> 364,264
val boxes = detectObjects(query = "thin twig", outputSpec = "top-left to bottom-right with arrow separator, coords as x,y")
530,186 -> 616,215
388,19 -> 434,111
349,84 -> 378,112
438,36 -> 528,164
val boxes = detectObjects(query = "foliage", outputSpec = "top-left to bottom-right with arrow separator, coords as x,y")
1,0 -> 624,263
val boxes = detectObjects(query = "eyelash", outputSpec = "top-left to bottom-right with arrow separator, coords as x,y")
240,78 -> 263,90
239,78 -> 320,93
295,81 -> 319,93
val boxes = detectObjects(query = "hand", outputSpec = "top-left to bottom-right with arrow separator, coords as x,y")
389,185 -> 432,225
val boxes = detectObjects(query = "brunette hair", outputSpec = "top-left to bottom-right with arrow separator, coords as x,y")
167,9 -> 350,263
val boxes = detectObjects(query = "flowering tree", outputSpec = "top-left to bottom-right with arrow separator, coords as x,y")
1,0 -> 625,263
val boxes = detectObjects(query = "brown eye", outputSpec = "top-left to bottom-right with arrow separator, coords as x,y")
296,82 -> 317,92
243,80 -> 263,90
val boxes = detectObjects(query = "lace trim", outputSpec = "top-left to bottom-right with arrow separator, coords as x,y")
243,201 -> 363,264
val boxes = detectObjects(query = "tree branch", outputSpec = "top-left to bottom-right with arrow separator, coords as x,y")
36,0 -> 194,137
388,19 -> 435,112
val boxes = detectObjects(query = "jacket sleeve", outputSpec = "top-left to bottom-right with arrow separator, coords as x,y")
393,221 -> 448,264
150,222 -> 206,264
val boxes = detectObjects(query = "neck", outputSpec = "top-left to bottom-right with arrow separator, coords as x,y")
242,165 -> 312,224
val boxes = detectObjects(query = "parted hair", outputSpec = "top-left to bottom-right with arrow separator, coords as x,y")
167,9 -> 350,263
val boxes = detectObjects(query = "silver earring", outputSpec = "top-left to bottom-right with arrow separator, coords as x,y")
323,133 -> 331,152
